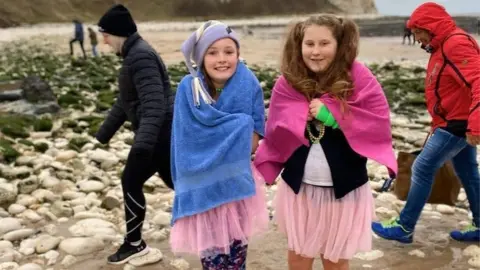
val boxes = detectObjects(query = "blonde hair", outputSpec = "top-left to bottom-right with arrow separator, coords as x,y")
281,14 -> 360,102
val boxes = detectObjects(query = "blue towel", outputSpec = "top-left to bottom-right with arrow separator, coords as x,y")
170,62 -> 265,225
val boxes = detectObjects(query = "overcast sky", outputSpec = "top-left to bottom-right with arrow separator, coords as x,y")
375,0 -> 480,16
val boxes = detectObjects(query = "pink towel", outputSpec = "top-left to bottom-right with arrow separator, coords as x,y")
254,61 -> 398,184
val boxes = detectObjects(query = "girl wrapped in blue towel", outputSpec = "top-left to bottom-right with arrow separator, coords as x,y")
169,20 -> 269,269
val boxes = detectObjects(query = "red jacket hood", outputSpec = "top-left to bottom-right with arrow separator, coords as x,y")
407,2 -> 457,50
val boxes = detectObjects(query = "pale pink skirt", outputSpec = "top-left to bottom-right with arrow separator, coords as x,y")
169,164 -> 269,257
274,179 -> 375,263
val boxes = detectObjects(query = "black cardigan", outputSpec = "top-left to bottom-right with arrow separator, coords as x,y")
281,123 -> 368,199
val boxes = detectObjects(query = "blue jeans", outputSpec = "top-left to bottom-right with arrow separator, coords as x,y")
92,45 -> 98,57
399,128 -> 480,231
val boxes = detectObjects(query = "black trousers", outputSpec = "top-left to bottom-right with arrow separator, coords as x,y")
70,38 -> 86,58
121,135 -> 173,243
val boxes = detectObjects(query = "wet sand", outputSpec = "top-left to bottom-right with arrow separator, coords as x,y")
54,203 -> 476,270
31,30 -> 436,67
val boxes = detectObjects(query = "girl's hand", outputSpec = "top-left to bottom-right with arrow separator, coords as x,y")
309,99 -> 324,119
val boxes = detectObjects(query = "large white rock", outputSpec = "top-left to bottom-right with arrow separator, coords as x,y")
463,245 -> 480,257
0,218 -> 22,236
16,195 -> 38,207
408,249 -> 425,258
59,237 -> 105,256
354,250 -> 384,261
170,258 -> 190,270
77,181 -> 105,193
128,248 -> 163,266
55,150 -> 78,162
0,183 -> 17,205
0,262 -> 19,269
0,248 -> 21,263
50,201 -> 73,218
3,229 -> 35,242
436,204 -> 455,215
68,218 -> 118,239
62,191 -> 86,200
87,149 -> 119,164
469,255 -> 480,268
20,210 -> 43,223
152,211 -> 171,227
14,156 -> 35,167
8,204 -> 26,215
61,254 -> 77,267
375,207 -> 397,219
44,250 -> 60,266
376,193 -> 398,203
18,263 -> 43,270
35,235 -> 61,254
0,241 -> 13,251
31,189 -> 58,203
0,166 -> 32,180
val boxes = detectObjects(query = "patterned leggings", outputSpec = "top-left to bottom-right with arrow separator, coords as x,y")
200,240 -> 248,270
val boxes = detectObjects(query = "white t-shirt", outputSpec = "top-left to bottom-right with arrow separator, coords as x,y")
302,143 -> 333,187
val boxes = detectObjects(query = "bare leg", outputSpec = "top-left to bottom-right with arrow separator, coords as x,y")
321,255 -> 349,270
288,250 -> 314,270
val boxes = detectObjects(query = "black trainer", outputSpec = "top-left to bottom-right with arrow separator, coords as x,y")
107,240 -> 150,264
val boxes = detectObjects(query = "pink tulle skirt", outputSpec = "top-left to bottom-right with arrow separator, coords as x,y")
169,164 -> 269,257
274,179 -> 375,263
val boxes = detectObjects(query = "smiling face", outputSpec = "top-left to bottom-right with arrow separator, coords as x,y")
411,28 -> 431,46
301,24 -> 338,73
202,38 -> 239,88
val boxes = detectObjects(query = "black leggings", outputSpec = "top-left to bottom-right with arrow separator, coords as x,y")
121,139 -> 173,243
69,38 -> 86,58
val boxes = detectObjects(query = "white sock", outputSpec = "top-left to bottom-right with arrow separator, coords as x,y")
130,240 -> 142,246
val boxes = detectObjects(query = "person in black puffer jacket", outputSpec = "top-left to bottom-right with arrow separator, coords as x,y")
95,4 -> 174,265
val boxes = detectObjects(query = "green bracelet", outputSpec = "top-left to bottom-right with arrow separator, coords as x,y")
315,105 -> 330,122
315,105 -> 339,128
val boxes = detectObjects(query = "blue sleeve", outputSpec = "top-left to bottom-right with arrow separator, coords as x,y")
252,82 -> 265,137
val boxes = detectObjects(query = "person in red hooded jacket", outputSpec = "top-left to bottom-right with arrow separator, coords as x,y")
373,2 -> 480,244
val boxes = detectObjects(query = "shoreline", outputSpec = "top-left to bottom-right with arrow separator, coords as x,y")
1,14 -> 479,43
2,13 -> 479,29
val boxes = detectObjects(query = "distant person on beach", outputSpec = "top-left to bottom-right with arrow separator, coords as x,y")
70,19 -> 87,58
253,14 -> 397,270
477,18 -> 480,35
95,4 -> 175,264
373,2 -> 480,244
402,19 -> 413,45
169,20 -> 269,269
88,27 -> 98,56
403,19 -> 420,46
